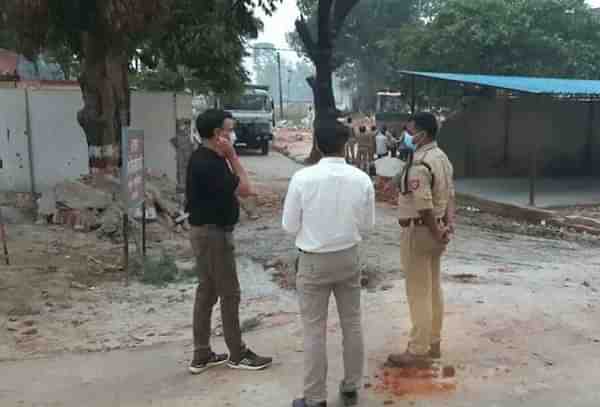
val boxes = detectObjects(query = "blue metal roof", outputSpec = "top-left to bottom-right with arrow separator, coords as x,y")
401,71 -> 600,96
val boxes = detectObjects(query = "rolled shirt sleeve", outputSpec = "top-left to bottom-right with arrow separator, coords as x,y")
282,175 -> 302,234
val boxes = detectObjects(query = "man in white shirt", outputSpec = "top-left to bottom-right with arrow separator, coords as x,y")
375,127 -> 389,159
283,122 -> 376,407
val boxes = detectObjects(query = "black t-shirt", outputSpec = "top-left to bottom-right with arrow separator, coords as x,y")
185,146 -> 240,227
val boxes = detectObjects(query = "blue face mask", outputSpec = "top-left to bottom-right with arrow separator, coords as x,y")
403,131 -> 416,151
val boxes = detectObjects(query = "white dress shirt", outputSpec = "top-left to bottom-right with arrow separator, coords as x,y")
376,132 -> 388,156
282,157 -> 376,253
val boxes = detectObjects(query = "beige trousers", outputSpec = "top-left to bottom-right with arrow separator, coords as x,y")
297,246 -> 363,404
400,225 -> 446,355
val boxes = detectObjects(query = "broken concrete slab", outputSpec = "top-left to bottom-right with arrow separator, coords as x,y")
54,180 -> 112,210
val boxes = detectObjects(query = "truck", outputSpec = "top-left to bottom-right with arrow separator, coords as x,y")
374,91 -> 411,136
222,85 -> 275,155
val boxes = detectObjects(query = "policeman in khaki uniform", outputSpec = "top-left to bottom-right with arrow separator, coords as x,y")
344,117 -> 357,163
356,126 -> 371,173
388,112 -> 456,368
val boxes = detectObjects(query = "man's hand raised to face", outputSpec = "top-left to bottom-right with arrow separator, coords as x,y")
215,135 -> 236,159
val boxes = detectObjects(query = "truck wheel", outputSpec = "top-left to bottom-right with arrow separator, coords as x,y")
261,140 -> 269,155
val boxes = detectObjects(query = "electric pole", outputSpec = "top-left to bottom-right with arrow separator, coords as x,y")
277,52 -> 284,120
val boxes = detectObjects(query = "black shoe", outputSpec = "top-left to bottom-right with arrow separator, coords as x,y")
227,348 -> 272,371
292,399 -> 327,407
340,390 -> 358,406
188,351 -> 228,374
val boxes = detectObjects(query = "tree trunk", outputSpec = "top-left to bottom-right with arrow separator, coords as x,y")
77,32 -> 130,178
305,0 -> 337,164
306,55 -> 338,164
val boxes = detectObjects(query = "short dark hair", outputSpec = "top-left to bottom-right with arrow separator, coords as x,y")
410,112 -> 438,139
317,122 -> 349,156
196,109 -> 233,140
346,117 -> 352,124
382,125 -> 388,132
359,126 -> 366,133
371,125 -> 377,131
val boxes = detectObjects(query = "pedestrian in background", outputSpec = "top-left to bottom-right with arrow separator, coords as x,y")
375,127 -> 389,159
283,121 -> 376,407
186,109 -> 272,374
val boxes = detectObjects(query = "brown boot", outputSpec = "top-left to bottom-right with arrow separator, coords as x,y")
386,352 -> 432,369
429,343 -> 441,359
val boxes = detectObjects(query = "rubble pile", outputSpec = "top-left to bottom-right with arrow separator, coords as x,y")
272,128 -> 313,162
35,174 -> 189,241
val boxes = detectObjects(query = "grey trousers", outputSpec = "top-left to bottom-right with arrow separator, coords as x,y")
297,246 -> 364,404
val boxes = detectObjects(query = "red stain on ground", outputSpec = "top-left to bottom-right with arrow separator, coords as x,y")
373,365 -> 457,399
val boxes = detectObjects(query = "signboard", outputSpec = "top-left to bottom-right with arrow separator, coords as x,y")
121,128 -> 145,209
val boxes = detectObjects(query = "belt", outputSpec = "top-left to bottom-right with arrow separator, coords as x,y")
398,218 -> 444,228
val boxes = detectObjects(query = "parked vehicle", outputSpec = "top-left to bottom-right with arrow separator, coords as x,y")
222,85 -> 275,155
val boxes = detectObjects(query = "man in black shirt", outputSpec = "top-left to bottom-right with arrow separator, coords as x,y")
187,109 -> 272,374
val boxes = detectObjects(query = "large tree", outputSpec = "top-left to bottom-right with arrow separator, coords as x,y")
294,0 -> 360,162
291,0 -> 422,111
0,0 -> 277,175
385,0 -> 600,79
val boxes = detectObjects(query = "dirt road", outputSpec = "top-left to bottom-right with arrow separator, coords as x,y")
1,151 -> 600,406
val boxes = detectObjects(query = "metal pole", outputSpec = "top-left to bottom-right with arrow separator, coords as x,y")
141,202 -> 146,257
0,207 -> 9,265
410,76 -> 416,114
123,213 -> 129,285
277,52 -> 284,120
24,89 -> 36,196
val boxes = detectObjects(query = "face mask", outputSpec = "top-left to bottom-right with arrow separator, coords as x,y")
403,131 -> 416,151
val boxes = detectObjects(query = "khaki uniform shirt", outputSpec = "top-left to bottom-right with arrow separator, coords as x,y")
357,131 -> 372,150
347,126 -> 357,146
393,142 -> 455,219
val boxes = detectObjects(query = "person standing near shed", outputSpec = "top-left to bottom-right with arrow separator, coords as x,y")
186,109 -> 273,374
388,112 -> 456,367
375,127 -> 389,159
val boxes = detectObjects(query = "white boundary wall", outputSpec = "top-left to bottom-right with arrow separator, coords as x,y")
0,88 -> 191,193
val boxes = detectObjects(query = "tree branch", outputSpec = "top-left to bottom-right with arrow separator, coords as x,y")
295,16 -> 317,62
318,0 -> 333,48
331,0 -> 360,40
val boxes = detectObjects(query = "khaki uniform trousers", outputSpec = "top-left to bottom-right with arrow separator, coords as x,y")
356,147 -> 371,172
400,224 -> 446,355
297,246 -> 364,404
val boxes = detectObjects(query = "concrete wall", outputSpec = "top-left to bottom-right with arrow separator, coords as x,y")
28,89 -> 89,192
0,88 -> 192,192
0,89 -> 31,192
130,92 -> 177,181
439,96 -> 600,178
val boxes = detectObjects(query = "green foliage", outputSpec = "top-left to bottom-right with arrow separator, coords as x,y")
289,0 -> 422,109
386,0 -> 600,79
2,0 -> 281,95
